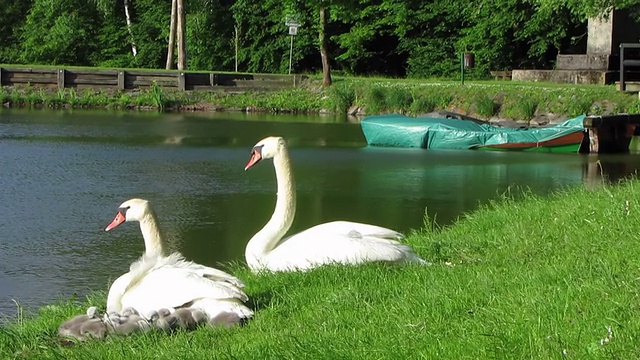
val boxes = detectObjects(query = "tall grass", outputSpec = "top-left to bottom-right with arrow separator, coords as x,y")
3,179 -> 640,358
473,94 -> 500,118
327,82 -> 356,113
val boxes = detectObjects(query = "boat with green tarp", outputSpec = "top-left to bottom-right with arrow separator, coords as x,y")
360,113 -> 586,153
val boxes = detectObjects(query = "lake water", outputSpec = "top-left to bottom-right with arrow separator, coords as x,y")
1,108 -> 640,319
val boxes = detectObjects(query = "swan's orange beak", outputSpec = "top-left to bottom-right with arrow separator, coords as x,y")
245,149 -> 262,171
105,211 -> 126,231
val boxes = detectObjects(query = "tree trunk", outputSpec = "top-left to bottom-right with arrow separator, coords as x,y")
319,6 -> 332,87
176,0 -> 187,70
166,0 -> 177,69
234,24 -> 240,72
124,0 -> 137,56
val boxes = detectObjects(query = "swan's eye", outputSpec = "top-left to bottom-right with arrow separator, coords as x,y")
118,206 -> 130,215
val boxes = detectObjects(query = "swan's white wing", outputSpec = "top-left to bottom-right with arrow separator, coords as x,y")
120,266 -> 249,314
131,252 -> 246,287
265,221 -> 424,271
290,221 -> 404,241
106,272 -> 133,313
167,258 -> 246,288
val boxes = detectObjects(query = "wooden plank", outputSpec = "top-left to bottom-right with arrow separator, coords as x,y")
65,69 -> 119,76
3,67 -> 57,75
128,74 -> 178,83
66,72 -> 118,80
227,79 -> 293,87
69,78 -> 119,86
126,79 -> 178,88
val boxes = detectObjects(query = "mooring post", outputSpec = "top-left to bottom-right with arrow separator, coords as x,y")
178,72 -> 186,91
57,69 -> 66,89
117,71 -> 125,90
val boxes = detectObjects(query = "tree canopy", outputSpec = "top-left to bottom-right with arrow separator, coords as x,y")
1,0 -> 639,79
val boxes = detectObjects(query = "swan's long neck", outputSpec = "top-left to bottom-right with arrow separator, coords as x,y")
138,209 -> 168,258
245,146 -> 296,270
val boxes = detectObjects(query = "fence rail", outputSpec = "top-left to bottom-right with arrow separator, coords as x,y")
0,67 -> 306,92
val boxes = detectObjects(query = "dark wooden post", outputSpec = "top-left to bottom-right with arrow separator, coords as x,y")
57,69 -> 66,89
178,72 -> 186,90
0,67 -> 3,87
117,71 -> 126,90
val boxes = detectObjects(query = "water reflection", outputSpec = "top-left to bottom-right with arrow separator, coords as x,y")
1,108 -> 640,319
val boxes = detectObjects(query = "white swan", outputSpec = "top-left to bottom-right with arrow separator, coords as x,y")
104,198 -> 253,326
243,136 -> 428,272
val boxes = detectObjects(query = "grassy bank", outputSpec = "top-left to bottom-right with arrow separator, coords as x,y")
1,75 -> 639,122
3,179 -> 640,359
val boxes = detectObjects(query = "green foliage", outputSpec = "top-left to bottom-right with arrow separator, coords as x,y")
129,0 -> 172,69
503,95 -> 539,120
4,0 -> 633,79
410,96 -> 437,114
363,86 -> 388,114
0,0 -> 32,62
473,94 -> 500,118
386,86 -> 413,112
17,0 -> 101,65
327,82 -> 356,113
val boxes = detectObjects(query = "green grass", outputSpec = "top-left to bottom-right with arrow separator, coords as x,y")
4,179 -> 640,358
1,68 -> 639,118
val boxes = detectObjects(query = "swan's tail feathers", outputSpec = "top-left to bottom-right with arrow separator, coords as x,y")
209,311 -> 243,327
408,254 -> 432,266
191,297 -> 254,324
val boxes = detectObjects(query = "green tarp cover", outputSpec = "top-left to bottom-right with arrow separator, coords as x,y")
360,114 -> 586,150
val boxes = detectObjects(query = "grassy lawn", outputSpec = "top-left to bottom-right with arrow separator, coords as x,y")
3,179 -> 640,359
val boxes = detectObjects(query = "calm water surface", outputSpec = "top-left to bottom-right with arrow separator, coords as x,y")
2,108 -> 640,319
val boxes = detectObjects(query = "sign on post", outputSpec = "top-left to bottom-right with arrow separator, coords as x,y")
285,17 -> 301,74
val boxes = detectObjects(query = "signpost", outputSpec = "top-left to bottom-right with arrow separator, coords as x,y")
286,17 -> 301,74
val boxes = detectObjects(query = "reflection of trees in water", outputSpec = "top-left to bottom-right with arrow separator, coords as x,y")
582,157 -> 640,189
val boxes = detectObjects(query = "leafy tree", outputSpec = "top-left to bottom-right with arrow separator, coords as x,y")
0,0 -> 33,62
186,0 -> 236,71
332,0 -> 406,76
397,0 -> 465,78
17,0 -> 102,65
129,0 -> 172,68
91,0 -> 139,67
231,0 -> 305,73
532,0 -> 639,18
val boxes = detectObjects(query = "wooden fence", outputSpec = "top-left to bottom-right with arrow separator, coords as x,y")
0,67 -> 306,92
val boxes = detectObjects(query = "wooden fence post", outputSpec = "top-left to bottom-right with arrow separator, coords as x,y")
57,69 -> 66,89
209,73 -> 218,86
0,67 -> 3,87
117,71 -> 126,90
178,72 -> 186,90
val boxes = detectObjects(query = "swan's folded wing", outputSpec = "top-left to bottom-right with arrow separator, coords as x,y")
120,267 -> 249,313
153,253 -> 246,288
271,222 -> 423,270
292,221 -> 405,241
